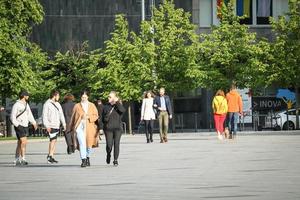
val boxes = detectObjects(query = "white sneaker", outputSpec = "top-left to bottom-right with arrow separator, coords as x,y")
14,159 -> 22,166
217,134 -> 223,140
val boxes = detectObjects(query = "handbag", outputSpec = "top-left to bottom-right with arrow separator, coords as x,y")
104,107 -> 114,123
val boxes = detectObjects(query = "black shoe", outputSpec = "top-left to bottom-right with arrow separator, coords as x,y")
113,160 -> 118,166
150,138 -> 153,143
81,159 -> 87,168
106,154 -> 111,164
71,145 -> 75,153
86,157 -> 90,167
21,159 -> 28,165
51,157 -> 58,163
147,139 -> 150,143
67,146 -> 72,155
47,155 -> 53,164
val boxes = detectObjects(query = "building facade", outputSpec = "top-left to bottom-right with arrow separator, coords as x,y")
31,0 -> 289,131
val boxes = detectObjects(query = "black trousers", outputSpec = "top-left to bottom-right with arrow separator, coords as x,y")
64,131 -> 74,151
105,129 -> 122,160
144,120 -> 154,140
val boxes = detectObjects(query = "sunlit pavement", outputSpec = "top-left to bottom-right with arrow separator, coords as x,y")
1,132 -> 300,200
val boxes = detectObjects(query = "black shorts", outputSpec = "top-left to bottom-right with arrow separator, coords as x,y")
48,128 -> 60,141
14,126 -> 29,140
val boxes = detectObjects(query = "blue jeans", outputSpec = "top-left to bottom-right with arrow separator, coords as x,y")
76,121 -> 92,159
228,112 -> 239,135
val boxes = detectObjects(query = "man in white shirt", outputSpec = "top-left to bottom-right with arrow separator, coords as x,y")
10,90 -> 37,166
42,90 -> 66,164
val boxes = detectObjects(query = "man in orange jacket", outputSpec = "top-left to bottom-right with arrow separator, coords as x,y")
226,84 -> 243,138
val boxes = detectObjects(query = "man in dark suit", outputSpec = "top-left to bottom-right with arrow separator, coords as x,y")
153,88 -> 172,143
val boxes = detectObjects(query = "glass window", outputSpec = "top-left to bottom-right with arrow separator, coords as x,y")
199,0 -> 212,27
257,0 -> 273,24
288,110 -> 296,115
273,0 -> 288,20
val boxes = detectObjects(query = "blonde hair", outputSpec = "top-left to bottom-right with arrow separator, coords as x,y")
215,90 -> 225,97
109,91 -> 121,100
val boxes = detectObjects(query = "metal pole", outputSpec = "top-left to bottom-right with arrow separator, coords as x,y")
141,0 -> 145,21
194,113 -> 197,132
150,0 -> 155,17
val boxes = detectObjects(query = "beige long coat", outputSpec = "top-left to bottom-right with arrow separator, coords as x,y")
70,102 -> 99,149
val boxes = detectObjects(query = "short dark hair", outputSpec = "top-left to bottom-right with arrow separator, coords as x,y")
80,89 -> 90,97
50,90 -> 60,99
19,90 -> 29,99
144,90 -> 154,98
64,93 -> 75,101
230,84 -> 237,90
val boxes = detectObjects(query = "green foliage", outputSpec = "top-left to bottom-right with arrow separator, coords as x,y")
198,3 -> 270,91
148,0 -> 203,92
93,15 -> 155,101
0,0 -> 46,101
49,42 -> 101,99
269,0 -> 300,88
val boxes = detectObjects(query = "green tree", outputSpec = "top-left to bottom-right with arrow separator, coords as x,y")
269,0 -> 300,128
149,0 -> 203,92
0,0 -> 47,103
94,15 -> 155,134
49,42 -> 101,99
198,3 -> 270,91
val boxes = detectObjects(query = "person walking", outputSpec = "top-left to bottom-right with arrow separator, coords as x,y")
141,91 -> 156,143
42,90 -> 66,164
94,99 -> 104,138
101,91 -> 126,166
226,84 -> 243,139
0,106 -> 5,137
69,90 -> 99,168
62,94 -> 76,154
10,90 -> 37,165
153,88 -> 172,143
212,90 -> 228,140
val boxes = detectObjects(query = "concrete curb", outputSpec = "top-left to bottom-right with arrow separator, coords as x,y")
1,130 -> 299,144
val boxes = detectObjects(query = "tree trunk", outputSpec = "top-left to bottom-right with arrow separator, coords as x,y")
296,87 -> 299,130
128,104 -> 133,135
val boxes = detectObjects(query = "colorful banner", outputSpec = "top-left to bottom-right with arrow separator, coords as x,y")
217,0 -> 236,18
243,0 -> 250,17
237,0 -> 244,16
237,0 -> 250,17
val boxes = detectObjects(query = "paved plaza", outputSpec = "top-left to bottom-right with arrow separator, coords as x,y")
0,132 -> 300,200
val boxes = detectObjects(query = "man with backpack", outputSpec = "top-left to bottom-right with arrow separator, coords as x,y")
10,90 -> 37,165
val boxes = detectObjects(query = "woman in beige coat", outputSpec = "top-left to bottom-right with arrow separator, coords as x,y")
70,90 -> 99,167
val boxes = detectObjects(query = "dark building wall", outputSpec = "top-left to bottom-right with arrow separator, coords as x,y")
32,0 -> 142,53
32,0 -> 192,53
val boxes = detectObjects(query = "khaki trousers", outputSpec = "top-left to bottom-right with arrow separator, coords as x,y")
158,111 -> 169,140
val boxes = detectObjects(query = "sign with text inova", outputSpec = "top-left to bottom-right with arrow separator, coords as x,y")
252,97 -> 286,111
237,88 -> 252,123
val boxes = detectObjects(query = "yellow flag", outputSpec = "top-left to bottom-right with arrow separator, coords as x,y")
243,0 -> 250,17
